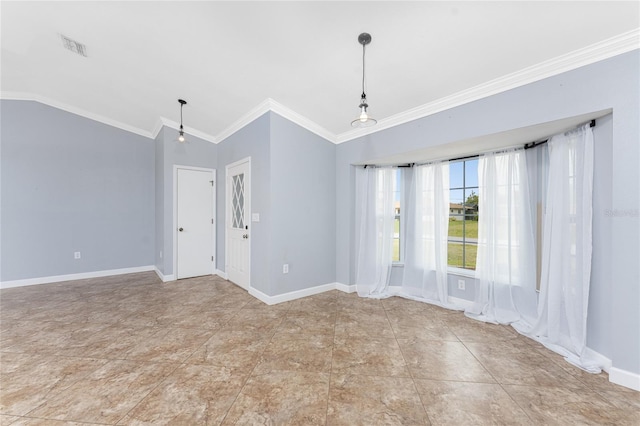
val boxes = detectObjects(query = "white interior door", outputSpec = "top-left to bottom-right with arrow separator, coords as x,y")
226,159 -> 251,289
176,167 -> 215,279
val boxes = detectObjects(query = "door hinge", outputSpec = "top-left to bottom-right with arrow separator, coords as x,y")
211,256 -> 214,261
211,219 -> 214,224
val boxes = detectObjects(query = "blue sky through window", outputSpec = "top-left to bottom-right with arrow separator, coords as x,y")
450,159 -> 479,204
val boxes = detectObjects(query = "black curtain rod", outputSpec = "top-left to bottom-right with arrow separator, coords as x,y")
363,119 -> 596,167
524,119 -> 596,150
363,163 -> 413,168
448,154 -> 479,163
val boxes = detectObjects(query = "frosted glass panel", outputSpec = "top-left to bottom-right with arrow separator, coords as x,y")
232,173 -> 245,229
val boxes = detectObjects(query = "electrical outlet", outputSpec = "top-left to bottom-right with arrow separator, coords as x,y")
74,251 -> 81,260
283,264 -> 289,274
458,279 -> 465,290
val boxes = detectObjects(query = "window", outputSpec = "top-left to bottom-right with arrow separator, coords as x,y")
448,159 -> 479,270
392,169 -> 402,262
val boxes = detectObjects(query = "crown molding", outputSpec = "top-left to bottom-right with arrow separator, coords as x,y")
215,98 -> 336,144
335,28 -> 640,144
0,91 -> 220,144
3,29 -> 637,146
150,117 -> 165,141
159,117 -> 218,144
214,98 -> 272,143
266,98 -> 336,143
0,91 -> 154,139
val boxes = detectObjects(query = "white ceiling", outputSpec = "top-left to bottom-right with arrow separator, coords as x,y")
1,1 -> 638,144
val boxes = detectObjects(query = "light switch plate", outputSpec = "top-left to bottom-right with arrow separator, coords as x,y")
252,213 -> 260,222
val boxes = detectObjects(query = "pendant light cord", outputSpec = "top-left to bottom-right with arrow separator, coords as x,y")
361,42 -> 366,97
351,33 -> 375,127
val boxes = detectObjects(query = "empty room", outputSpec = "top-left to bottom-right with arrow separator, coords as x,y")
1,1 -> 639,425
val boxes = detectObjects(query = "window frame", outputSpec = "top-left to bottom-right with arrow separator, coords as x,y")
448,159 -> 479,272
392,168 -> 404,264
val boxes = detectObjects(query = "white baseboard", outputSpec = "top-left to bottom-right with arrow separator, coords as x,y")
249,282 -> 338,305
5,268 -> 636,392
153,268 -> 175,283
583,347 -> 612,374
0,265 -> 155,289
610,367 -> 640,391
154,268 -> 225,283
447,295 -> 475,309
335,282 -> 356,293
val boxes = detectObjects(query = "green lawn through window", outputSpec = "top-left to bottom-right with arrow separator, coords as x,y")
448,218 -> 478,270
448,219 -> 478,238
448,242 -> 477,270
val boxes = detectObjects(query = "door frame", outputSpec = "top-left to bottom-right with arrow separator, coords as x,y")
225,157 -> 251,290
173,165 -> 216,280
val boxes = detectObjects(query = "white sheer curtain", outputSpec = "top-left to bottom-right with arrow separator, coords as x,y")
402,162 -> 459,308
525,145 -> 550,295
467,149 -> 537,324
355,167 -> 396,297
519,124 -> 599,372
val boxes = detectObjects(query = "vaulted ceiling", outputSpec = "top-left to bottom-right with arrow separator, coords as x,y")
1,1 -> 638,143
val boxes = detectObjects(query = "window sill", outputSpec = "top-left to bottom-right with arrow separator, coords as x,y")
447,266 -> 477,279
390,264 -> 476,279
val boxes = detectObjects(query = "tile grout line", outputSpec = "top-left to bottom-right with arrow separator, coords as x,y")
324,301 -> 339,426
111,281 -> 244,424
112,360 -> 185,424
217,310 -> 286,424
4,274 -> 635,424
456,334 -> 538,424
115,279 -> 250,423
382,298 -> 434,425
18,351 -> 114,422
10,413 -> 112,425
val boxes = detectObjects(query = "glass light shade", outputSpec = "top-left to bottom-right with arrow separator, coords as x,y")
351,106 -> 377,128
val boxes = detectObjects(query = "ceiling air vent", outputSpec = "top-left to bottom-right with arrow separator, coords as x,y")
60,34 -> 87,57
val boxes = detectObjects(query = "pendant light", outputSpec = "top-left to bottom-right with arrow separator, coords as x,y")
351,33 -> 377,128
177,99 -> 187,143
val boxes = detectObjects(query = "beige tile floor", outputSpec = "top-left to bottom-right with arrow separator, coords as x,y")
1,272 -> 638,425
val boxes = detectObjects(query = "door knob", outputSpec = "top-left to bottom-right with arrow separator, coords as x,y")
178,227 -> 184,232
243,234 -> 248,239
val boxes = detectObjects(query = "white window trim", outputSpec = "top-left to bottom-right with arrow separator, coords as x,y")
447,266 -> 477,278
392,168 -> 404,264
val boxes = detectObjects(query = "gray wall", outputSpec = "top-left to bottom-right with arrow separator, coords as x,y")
1,50 -> 637,378
336,50 -> 639,376
154,129 -> 164,273
269,113 -> 336,295
0,100 -> 155,281
608,55 -> 640,375
215,112 -> 337,296
588,113 -> 614,361
216,113 -> 271,294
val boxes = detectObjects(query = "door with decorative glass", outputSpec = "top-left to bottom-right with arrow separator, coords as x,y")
225,158 -> 251,289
